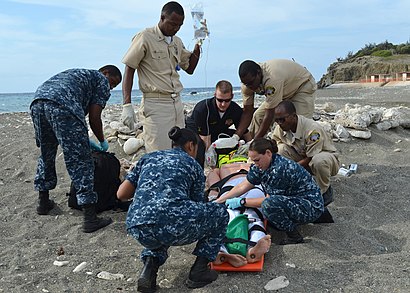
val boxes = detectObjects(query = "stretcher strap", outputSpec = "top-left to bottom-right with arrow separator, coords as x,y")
208,169 -> 249,194
224,237 -> 257,247
248,224 -> 266,235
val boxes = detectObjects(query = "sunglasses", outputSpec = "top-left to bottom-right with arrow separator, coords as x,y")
215,96 -> 233,103
274,114 -> 291,124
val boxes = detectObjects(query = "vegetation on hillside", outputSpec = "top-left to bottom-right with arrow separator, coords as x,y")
337,40 -> 410,62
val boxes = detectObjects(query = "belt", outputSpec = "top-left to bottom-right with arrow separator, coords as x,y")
143,92 -> 179,98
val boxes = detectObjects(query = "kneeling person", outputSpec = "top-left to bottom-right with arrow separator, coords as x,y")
117,127 -> 229,291
272,100 -> 341,205
215,138 -> 324,245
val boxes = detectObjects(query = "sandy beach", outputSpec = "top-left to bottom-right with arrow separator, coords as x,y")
0,85 -> 409,292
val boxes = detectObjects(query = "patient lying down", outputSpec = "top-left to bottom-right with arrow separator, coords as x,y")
207,163 -> 271,267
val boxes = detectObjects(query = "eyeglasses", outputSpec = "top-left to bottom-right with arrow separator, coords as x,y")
215,97 -> 233,103
274,114 -> 291,124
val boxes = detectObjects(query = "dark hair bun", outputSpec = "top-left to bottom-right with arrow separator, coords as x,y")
168,126 -> 182,140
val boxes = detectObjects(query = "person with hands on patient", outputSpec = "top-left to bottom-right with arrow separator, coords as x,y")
117,126 -> 228,292
271,100 -> 341,206
121,1 -> 201,153
30,65 -> 122,233
215,138 -> 324,245
234,59 -> 317,139
185,80 -> 252,167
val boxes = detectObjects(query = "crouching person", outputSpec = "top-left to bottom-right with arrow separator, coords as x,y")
117,126 -> 229,292
216,138 -> 324,245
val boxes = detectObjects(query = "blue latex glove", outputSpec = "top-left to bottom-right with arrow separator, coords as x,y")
100,139 -> 109,152
225,198 -> 242,209
89,139 -> 102,151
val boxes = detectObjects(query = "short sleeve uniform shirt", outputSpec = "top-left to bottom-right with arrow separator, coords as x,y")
272,115 -> 338,158
122,25 -> 192,94
242,59 -> 313,109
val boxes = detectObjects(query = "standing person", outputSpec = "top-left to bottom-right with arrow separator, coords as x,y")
30,65 -> 122,233
117,126 -> 229,292
121,1 -> 201,153
186,80 -> 251,167
271,100 -> 341,205
216,138 -> 324,245
235,59 -> 317,139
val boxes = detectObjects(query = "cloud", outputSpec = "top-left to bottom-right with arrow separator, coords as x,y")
2,0 -> 410,92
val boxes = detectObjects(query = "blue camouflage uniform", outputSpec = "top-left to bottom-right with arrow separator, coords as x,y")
247,154 -> 324,232
30,69 -> 111,206
125,147 -> 229,266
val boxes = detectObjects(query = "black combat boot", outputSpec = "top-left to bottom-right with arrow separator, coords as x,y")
137,256 -> 159,293
186,256 -> 218,289
82,204 -> 112,233
279,228 -> 304,245
322,185 -> 334,206
36,191 -> 55,215
313,207 -> 335,223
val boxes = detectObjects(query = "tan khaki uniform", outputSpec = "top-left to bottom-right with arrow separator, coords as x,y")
122,25 -> 192,152
272,115 -> 340,194
242,59 -> 317,135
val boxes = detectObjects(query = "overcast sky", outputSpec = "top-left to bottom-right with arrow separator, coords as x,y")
1,0 -> 409,93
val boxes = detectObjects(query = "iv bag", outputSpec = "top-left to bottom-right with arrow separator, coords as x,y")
191,3 -> 209,43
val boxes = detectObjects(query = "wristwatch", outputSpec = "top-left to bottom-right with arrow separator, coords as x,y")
240,198 -> 246,206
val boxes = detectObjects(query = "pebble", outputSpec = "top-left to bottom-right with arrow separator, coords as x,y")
96,271 -> 125,280
72,261 -> 87,273
264,276 -> 290,291
159,278 -> 172,288
393,148 -> 402,152
53,260 -> 69,267
285,263 -> 296,268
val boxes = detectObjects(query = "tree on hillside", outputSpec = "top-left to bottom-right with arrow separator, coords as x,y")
342,40 -> 409,61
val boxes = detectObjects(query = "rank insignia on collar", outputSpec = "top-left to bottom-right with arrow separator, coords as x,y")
308,131 -> 320,142
265,86 -> 275,96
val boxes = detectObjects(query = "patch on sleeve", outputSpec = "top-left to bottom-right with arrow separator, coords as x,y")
308,131 -> 320,143
265,86 -> 275,96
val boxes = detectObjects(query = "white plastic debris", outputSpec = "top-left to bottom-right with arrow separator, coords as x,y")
338,167 -> 351,177
349,163 -> 358,173
264,276 -> 290,291
97,271 -> 125,280
72,261 -> 87,273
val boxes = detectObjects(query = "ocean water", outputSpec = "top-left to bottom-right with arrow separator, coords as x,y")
2,85 -> 409,114
0,87 -> 242,114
